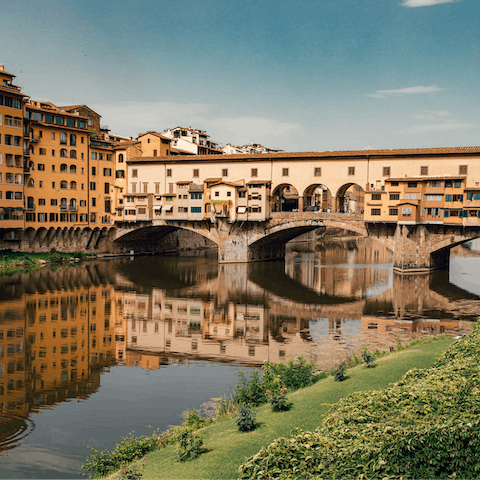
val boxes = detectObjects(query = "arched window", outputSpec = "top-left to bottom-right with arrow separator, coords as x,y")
60,149 -> 67,157
60,164 -> 67,172
70,165 -> 77,174
27,178 -> 34,187
29,144 -> 34,154
29,161 -> 34,170
70,181 -> 77,190
60,180 -> 68,189
70,198 -> 77,209
60,198 -> 67,209
70,150 -> 77,158
90,213 -> 96,223
118,154 -> 124,163
60,132 -> 67,144
70,134 -> 76,146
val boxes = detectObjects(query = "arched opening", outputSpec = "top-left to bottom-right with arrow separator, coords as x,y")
302,184 -> 333,212
335,183 -> 365,214
271,184 -> 299,212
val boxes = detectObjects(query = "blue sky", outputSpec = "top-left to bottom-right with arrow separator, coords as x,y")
2,0 -> 479,152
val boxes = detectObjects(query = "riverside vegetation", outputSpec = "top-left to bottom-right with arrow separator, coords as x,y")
82,334 -> 472,480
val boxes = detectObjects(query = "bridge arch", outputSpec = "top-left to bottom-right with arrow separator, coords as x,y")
302,183 -> 333,212
271,183 -> 300,212
335,183 -> 365,214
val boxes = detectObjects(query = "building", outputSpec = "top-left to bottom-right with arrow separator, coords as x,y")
0,65 -> 28,233
162,127 -> 222,155
222,141 -> 282,155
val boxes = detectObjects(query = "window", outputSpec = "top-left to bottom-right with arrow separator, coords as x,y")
190,193 -> 202,199
60,149 -> 67,157
52,149 -> 55,156
371,194 -> 381,200
445,180 -> 453,188
99,153 -> 104,161
314,167 -> 321,176
51,199 -> 57,206
166,169 -> 172,177
131,183 -> 136,193
91,152 -> 97,160
39,148 -> 46,155
459,165 -> 468,175
407,182 -> 417,188
402,208 -> 412,216
251,168 -> 258,177
103,168 -> 111,176
92,198 -> 96,207
143,182 -> 148,193
60,132 -> 67,144
60,164 -> 67,172
39,198 -> 45,206
371,208 -> 381,216
91,167 -> 96,175
60,180 -> 68,189
153,149 -> 157,156
131,169 -> 137,178
104,183 -> 110,194
390,181 -> 399,186
389,193 -> 400,200
193,169 -> 199,177
282,168 -> 289,176
348,167 -> 355,176
215,191 -> 219,197
454,181 -> 462,188
427,194 -> 442,201
191,206 -> 202,213
389,208 -> 398,216
222,169 -> 228,177
90,182 -> 96,191
70,165 -> 76,174
118,154 -> 124,163
116,170 -> 125,178
383,166 -> 391,177
429,180 -> 441,187
70,181 -> 77,190
70,134 -> 76,146
420,166 -> 428,176
70,150 -> 77,158
5,135 -> 12,145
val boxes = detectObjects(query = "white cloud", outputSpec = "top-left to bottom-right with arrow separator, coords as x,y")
412,110 -> 450,119
402,0 -> 461,7
406,122 -> 476,134
366,85 -> 445,98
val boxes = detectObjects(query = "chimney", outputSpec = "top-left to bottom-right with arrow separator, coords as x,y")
0,64 -> 4,72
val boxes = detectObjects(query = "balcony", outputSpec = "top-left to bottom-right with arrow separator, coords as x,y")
60,205 -> 68,211
26,205 -> 36,211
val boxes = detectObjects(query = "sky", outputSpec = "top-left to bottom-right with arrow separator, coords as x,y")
2,0 -> 479,152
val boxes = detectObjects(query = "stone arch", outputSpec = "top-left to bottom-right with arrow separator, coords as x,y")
335,183 -> 365,214
271,183 -> 300,212
302,183 -> 333,212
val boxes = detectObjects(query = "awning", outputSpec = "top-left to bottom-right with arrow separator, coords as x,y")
165,205 -> 173,212
237,207 -> 247,213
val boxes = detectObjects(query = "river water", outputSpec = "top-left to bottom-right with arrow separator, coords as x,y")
1,237 -> 479,478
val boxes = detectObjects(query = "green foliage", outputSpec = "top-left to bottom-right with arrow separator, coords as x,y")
265,384 -> 289,412
81,431 -> 160,477
182,408 -> 213,430
332,361 -> 346,381
236,404 -> 256,432
362,351 -> 374,367
174,427 -> 204,461
213,394 -> 241,420
239,323 -> 480,479
119,458 -> 145,480
263,356 -> 318,390
234,369 -> 265,406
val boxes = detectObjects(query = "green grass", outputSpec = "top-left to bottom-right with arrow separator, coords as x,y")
113,337 -> 453,480
0,250 -> 91,270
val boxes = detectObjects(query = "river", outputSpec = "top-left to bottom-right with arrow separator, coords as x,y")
1,237 -> 479,478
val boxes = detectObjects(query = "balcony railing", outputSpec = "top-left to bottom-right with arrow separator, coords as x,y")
26,205 -> 36,211
60,205 -> 68,211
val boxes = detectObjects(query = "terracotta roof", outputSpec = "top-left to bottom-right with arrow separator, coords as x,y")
464,187 -> 480,191
170,147 -> 195,155
189,184 -> 204,192
247,180 -> 272,186
138,131 -> 172,141
57,105 -> 102,117
176,180 -> 192,185
387,175 -> 467,181
127,146 -> 480,164
203,177 -> 222,183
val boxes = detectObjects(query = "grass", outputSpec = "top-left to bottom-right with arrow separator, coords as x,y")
0,249 -> 92,270
109,336 -> 453,480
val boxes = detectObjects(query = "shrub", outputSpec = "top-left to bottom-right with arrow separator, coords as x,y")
361,351 -> 374,367
182,408 -> 213,430
265,385 -> 289,412
332,361 -> 346,381
119,458 -> 145,480
174,427 -> 204,461
263,356 -> 318,390
236,404 -> 256,432
234,369 -> 266,406
239,323 -> 480,479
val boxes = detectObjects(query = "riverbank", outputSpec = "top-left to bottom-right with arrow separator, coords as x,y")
105,336 -> 453,479
0,249 -> 94,272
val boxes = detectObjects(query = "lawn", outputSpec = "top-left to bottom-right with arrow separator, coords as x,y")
119,337 -> 453,479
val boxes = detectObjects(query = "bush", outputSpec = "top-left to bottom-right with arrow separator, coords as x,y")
119,458 -> 145,480
234,369 -> 265,406
239,323 -> 480,479
362,351 -> 374,367
174,427 -> 204,461
263,356 -> 318,390
332,361 -> 346,381
265,385 -> 289,412
236,404 -> 256,432
182,408 -> 213,430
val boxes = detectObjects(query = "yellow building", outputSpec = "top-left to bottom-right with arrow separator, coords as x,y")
24,100 -> 90,227
0,65 -> 28,232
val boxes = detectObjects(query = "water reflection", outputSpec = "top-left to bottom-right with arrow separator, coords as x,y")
0,238 -> 479,473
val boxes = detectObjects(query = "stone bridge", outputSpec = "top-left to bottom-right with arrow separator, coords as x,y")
114,211 -> 480,272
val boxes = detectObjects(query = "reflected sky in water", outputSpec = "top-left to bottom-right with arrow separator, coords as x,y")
0,237 -> 479,478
